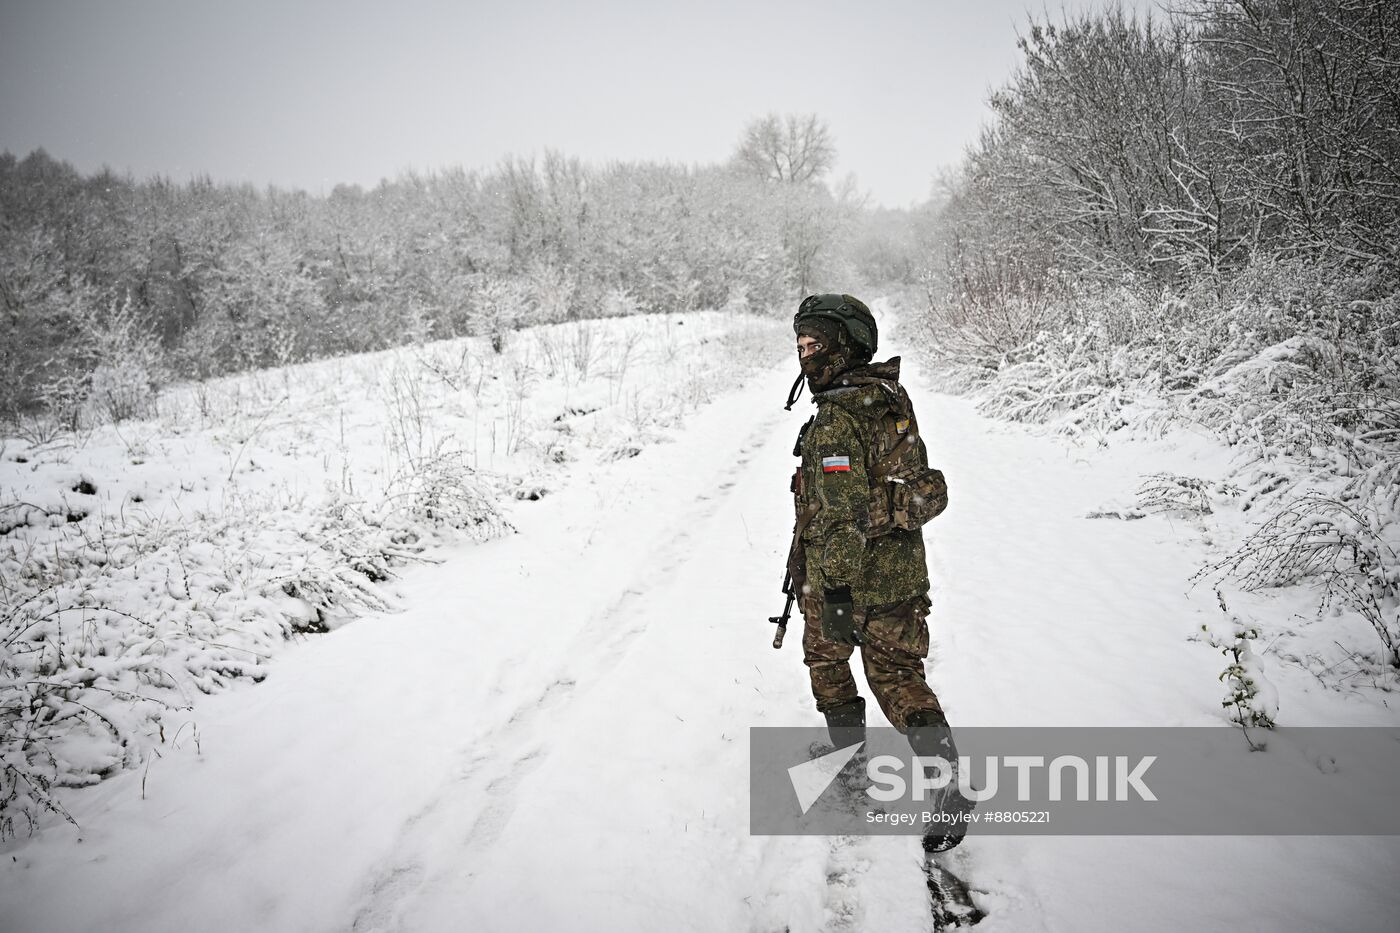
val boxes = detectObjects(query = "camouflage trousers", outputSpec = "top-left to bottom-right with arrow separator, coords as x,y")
801,590 -> 943,733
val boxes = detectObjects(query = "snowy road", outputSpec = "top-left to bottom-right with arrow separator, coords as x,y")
3,329 -> 1398,932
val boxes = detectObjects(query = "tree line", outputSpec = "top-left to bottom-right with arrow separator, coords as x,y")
0,118 -> 866,423
922,0 -> 1399,366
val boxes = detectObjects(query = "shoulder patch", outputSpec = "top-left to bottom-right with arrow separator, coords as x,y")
822,455 -> 852,473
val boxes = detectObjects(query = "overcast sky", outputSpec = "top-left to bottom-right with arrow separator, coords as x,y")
0,0 -> 1157,208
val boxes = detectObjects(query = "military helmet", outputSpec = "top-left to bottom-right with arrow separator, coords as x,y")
793,294 -> 877,360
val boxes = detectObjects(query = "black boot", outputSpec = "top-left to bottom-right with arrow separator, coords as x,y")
823,698 -> 866,750
907,708 -> 974,853
813,699 -> 870,812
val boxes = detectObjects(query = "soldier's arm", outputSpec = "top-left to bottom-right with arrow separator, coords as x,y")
808,407 -> 869,589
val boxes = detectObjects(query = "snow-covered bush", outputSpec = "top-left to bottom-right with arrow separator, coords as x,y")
4,289 -> 165,436
601,287 -> 641,319
381,449 -> 510,540
1202,592 -> 1278,742
86,362 -> 156,424
0,467 -> 514,839
82,298 -> 167,424
464,274 -> 528,354
520,262 -> 575,327
32,372 -> 90,437
915,251 -> 1069,380
1136,473 -> 1239,517
1199,495 -> 1400,671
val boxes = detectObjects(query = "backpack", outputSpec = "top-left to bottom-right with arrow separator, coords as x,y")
861,383 -> 948,537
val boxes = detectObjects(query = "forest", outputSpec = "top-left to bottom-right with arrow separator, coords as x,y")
0,137 -> 869,422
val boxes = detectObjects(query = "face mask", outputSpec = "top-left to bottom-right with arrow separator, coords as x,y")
799,345 -> 830,378
800,343 -> 852,391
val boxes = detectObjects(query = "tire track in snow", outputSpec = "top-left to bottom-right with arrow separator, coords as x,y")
346,410 -> 787,931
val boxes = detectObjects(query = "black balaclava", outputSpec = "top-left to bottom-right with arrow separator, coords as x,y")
796,318 -> 858,394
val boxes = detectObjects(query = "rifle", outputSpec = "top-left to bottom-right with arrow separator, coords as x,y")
771,504 -> 817,650
769,569 -> 796,649
772,421 -> 816,650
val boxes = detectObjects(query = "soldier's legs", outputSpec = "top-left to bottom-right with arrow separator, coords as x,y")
856,594 -> 970,851
800,593 -> 862,716
857,593 -> 944,733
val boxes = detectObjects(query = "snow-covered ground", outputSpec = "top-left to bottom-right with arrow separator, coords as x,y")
2,304 -> 1397,932
0,311 -> 785,829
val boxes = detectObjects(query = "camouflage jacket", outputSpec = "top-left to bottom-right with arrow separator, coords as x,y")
791,357 -> 931,607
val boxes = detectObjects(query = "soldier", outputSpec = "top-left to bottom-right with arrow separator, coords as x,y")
784,293 -> 969,851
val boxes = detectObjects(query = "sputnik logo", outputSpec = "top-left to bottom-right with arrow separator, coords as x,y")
787,742 -> 864,815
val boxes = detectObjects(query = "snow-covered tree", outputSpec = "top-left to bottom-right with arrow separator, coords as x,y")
732,112 -> 836,186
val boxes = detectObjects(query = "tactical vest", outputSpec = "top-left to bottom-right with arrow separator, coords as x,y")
792,377 -> 948,537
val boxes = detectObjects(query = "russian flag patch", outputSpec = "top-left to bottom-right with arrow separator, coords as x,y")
822,455 -> 852,473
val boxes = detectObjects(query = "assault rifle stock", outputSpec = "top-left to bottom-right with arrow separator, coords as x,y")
768,569 -> 795,649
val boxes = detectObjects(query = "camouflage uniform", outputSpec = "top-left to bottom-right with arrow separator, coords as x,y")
790,357 -> 944,733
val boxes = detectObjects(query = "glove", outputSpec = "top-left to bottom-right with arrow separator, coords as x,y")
821,586 -> 860,645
